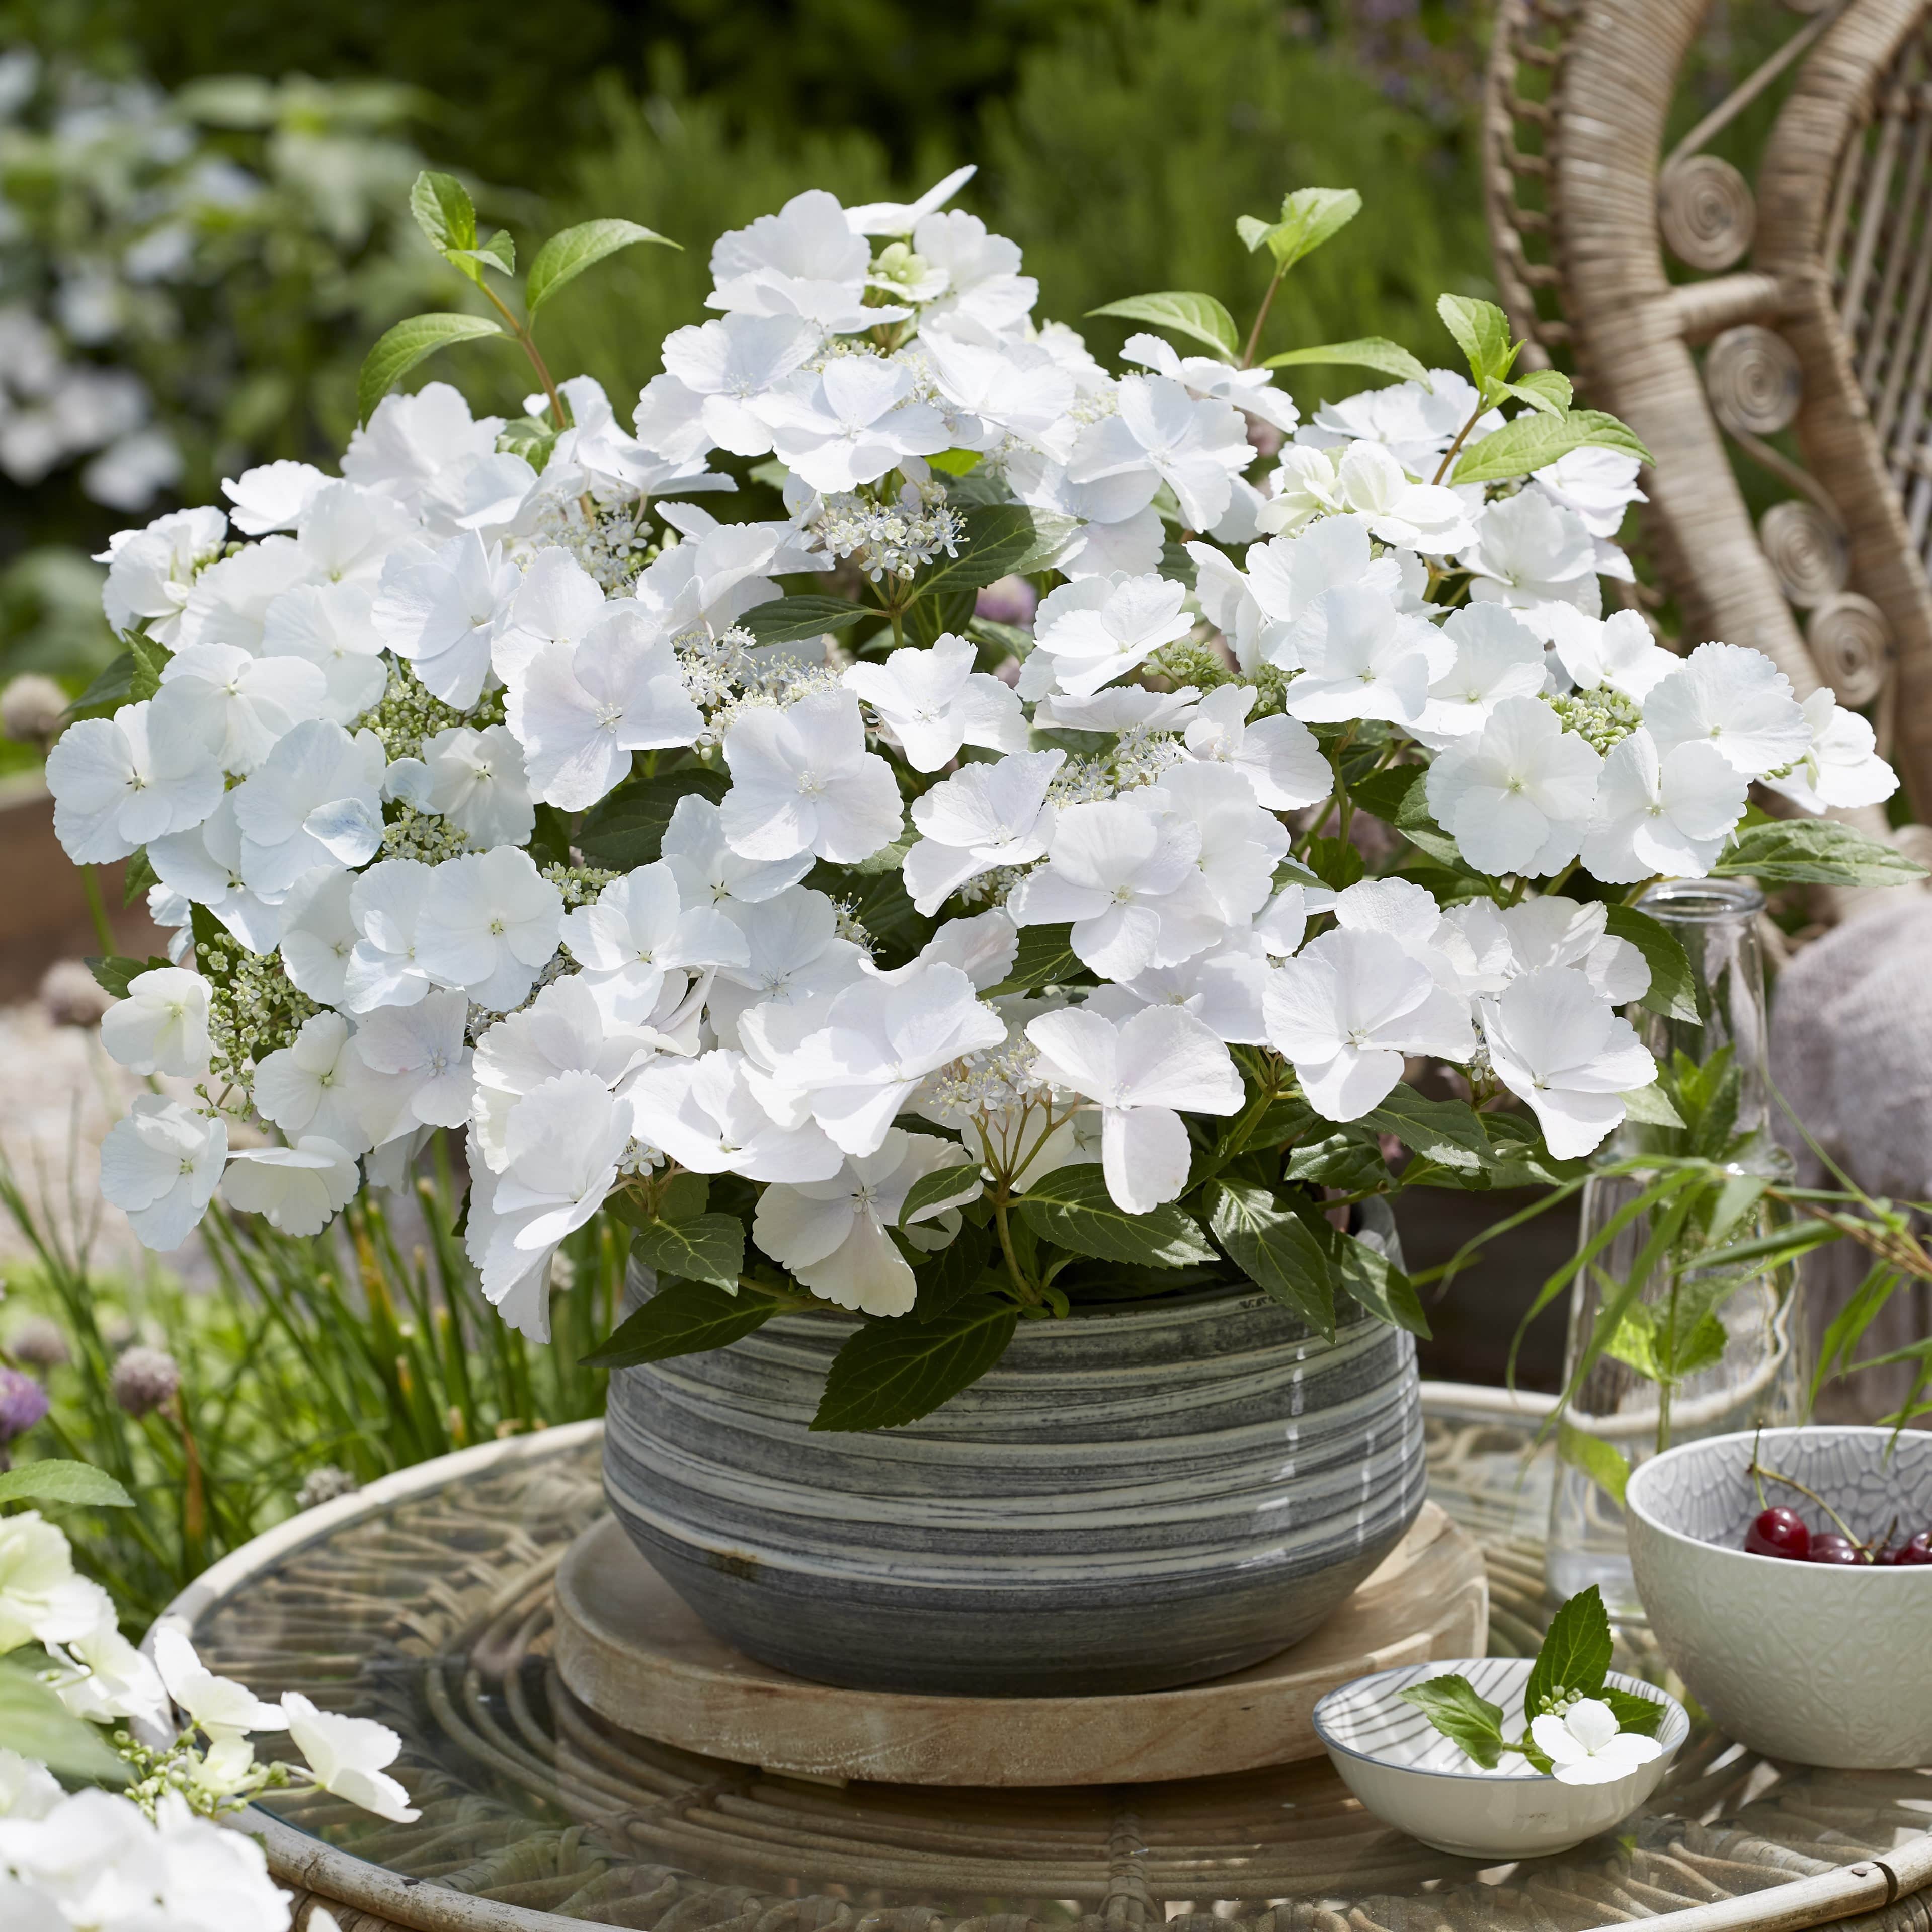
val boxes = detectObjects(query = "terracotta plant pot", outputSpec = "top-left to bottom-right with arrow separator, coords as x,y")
603,1247 -> 1426,1697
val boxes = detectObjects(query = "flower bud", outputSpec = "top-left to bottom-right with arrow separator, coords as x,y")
6,1315 -> 69,1369
110,1345 -> 181,1418
0,1365 -> 49,1446
0,672 -> 67,745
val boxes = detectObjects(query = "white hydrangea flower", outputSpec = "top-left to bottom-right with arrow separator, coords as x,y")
47,700 -> 223,863
1459,491 -> 1602,641
1180,685 -> 1330,811
251,1011 -> 378,1155
222,458 -> 328,535
755,356 -> 950,494
260,580 -> 391,722
96,505 -> 228,643
1581,728 -> 1745,883
1493,896 -> 1650,1004
1763,688 -> 1901,813
421,725 -> 536,847
1530,1696 -> 1664,1785
1121,332 -> 1300,433
844,632 -> 1028,769
662,791 -> 814,907
150,641 -> 327,776
222,1137 -> 360,1235
1410,603 -> 1549,746
1641,640 -> 1812,779
281,1691 -> 418,1823
1283,585 -> 1450,728
1156,761 -> 1290,924
1425,696 -> 1601,877
1025,1004 -> 1242,1213
413,846 -> 564,1011
1545,605 -> 1677,702
99,967 -> 211,1079
0,1512 -> 115,1654
630,1049 -> 846,1183
903,749 -> 1064,916
752,1128 -> 980,1316
1263,926 -> 1475,1120
1331,441 -> 1478,553
99,1097 -> 227,1252
634,313 -> 822,462
1479,966 -> 1656,1159
347,990 -> 476,1145
1069,373 -> 1250,532
720,687 -> 904,864
150,1624 -> 286,1740
230,719 -> 386,896
371,529 -> 520,709
1019,572 -> 1194,700
559,863 -> 749,1026
707,885 -> 866,1044
341,858 -> 436,1013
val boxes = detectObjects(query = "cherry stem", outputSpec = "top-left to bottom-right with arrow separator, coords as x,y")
1747,1450 -> 1870,1554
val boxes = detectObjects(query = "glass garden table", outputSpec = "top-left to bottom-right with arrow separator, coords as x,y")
168,1387 -> 1932,1932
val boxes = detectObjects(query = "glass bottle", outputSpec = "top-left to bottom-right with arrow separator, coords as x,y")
1545,879 -> 1805,1619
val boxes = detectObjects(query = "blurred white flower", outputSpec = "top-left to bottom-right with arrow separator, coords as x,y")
1025,1004 -> 1241,1212
99,1097 -> 226,1251
0,1513 -> 113,1654
281,1691 -> 418,1823
150,1624 -> 285,1740
222,1137 -> 359,1235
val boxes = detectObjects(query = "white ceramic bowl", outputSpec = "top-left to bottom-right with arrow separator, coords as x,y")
1312,1657 -> 1687,1859
1626,1426 -> 1932,1768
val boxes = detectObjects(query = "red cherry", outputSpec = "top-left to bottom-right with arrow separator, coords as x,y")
1744,1506 -> 1810,1560
1806,1532 -> 1862,1564
1892,1532 -> 1932,1567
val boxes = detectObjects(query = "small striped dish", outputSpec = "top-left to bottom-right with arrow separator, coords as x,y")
1312,1658 -> 1688,1859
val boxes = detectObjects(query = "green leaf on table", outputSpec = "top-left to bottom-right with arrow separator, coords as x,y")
1525,1583 -> 1614,1714
627,1214 -> 744,1293
1714,818 -> 1927,887
1206,1180 -> 1337,1339
576,764 -> 730,868
812,1295 -> 1018,1431
1398,1673 -> 1509,1769
739,595 -> 873,645
357,313 -> 503,424
1452,408 -> 1652,486
1332,1228 -> 1431,1337
1086,291 -> 1240,363
1017,1164 -> 1216,1267
1365,1087 -> 1490,1172
1601,905 -> 1701,1023
1262,338 -> 1432,388
986,923 -> 1085,995
0,1461 -> 134,1509
898,1163 -> 983,1229
1556,1420 -> 1631,1507
1600,1686 -> 1666,1738
1436,293 -> 1516,392
409,169 -> 476,257
0,1656 -> 124,1780
912,1221 -> 995,1320
582,1277 -> 775,1368
527,218 -> 679,313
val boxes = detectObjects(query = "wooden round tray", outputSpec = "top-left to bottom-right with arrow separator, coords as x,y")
552,1500 -> 1487,1787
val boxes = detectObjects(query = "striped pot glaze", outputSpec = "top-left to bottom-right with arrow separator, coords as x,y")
603,1255 -> 1427,1697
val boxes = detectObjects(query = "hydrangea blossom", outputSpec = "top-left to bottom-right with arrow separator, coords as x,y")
46,173 -> 1911,1419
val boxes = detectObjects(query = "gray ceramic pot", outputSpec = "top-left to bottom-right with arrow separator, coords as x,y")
604,1255 -> 1425,1697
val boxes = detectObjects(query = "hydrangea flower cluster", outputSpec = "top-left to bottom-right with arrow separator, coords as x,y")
53,169 -> 1908,1423
1,1502 -> 406,1929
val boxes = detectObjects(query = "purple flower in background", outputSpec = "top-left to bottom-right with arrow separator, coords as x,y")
0,1365 -> 50,1466
110,1345 -> 181,1418
974,574 -> 1038,628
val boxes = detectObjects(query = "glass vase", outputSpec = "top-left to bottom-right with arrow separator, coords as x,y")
1545,879 -> 1806,1619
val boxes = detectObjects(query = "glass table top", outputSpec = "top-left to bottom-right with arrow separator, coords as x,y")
179,1396 -> 1932,1929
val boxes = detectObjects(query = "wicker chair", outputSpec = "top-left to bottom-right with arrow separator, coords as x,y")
1485,0 -> 1932,865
